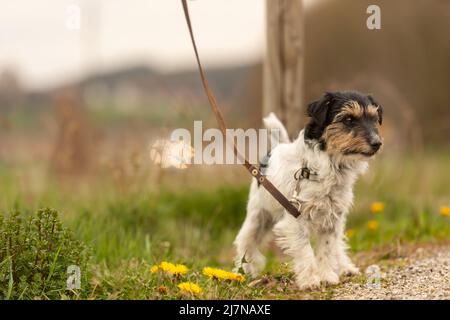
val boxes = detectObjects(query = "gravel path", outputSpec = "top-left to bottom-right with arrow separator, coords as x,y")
332,245 -> 450,300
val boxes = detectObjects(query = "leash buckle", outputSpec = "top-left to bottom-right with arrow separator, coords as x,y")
294,165 -> 318,181
294,167 -> 313,180
300,167 -> 310,179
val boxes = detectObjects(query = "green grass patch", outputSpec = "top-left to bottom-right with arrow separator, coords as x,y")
0,153 -> 449,299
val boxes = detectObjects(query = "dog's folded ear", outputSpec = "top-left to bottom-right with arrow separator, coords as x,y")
305,92 -> 336,141
306,92 -> 334,127
368,95 -> 383,125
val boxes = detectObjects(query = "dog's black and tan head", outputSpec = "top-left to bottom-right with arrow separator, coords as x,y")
305,91 -> 383,158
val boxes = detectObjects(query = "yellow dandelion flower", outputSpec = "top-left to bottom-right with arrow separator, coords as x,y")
178,282 -> 202,295
345,229 -> 356,238
159,261 -> 189,276
150,265 -> 159,273
367,220 -> 379,231
203,267 -> 226,280
229,273 -> 245,282
371,201 -> 385,214
439,206 -> 450,217
202,267 -> 245,282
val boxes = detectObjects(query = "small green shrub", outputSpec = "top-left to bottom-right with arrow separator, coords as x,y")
0,208 -> 91,299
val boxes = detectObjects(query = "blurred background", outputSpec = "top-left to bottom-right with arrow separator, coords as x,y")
0,0 -> 449,279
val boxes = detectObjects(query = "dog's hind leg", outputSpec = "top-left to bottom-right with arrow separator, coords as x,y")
233,200 -> 273,278
273,213 -> 320,290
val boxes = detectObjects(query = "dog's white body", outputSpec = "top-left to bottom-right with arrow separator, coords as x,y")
234,113 -> 369,289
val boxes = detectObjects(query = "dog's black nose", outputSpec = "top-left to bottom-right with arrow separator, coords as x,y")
370,141 -> 382,151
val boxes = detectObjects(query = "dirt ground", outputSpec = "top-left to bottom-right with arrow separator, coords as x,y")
331,242 -> 450,299
255,241 -> 450,300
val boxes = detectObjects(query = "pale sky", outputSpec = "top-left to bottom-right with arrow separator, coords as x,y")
0,0 -> 313,90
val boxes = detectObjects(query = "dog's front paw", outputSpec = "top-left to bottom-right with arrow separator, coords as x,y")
319,269 -> 340,286
295,265 -> 321,291
296,273 -> 321,291
241,262 -> 262,278
339,264 -> 360,276
235,253 -> 266,278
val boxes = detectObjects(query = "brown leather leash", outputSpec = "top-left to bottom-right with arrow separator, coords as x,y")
181,0 -> 300,218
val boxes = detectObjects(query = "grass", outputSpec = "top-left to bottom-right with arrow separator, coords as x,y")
0,152 -> 449,299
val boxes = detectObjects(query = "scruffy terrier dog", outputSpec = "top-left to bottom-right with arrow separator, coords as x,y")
233,91 -> 383,290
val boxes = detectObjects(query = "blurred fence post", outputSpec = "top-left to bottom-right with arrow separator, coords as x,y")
264,0 -> 304,138
50,88 -> 92,176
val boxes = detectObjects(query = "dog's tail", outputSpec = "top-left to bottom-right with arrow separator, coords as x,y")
263,112 -> 290,144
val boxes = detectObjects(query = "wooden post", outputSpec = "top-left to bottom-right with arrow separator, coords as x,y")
263,0 -> 304,138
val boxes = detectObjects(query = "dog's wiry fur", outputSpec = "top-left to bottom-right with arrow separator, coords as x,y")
233,91 -> 383,290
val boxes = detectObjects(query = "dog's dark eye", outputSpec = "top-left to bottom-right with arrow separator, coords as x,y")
343,116 -> 355,126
